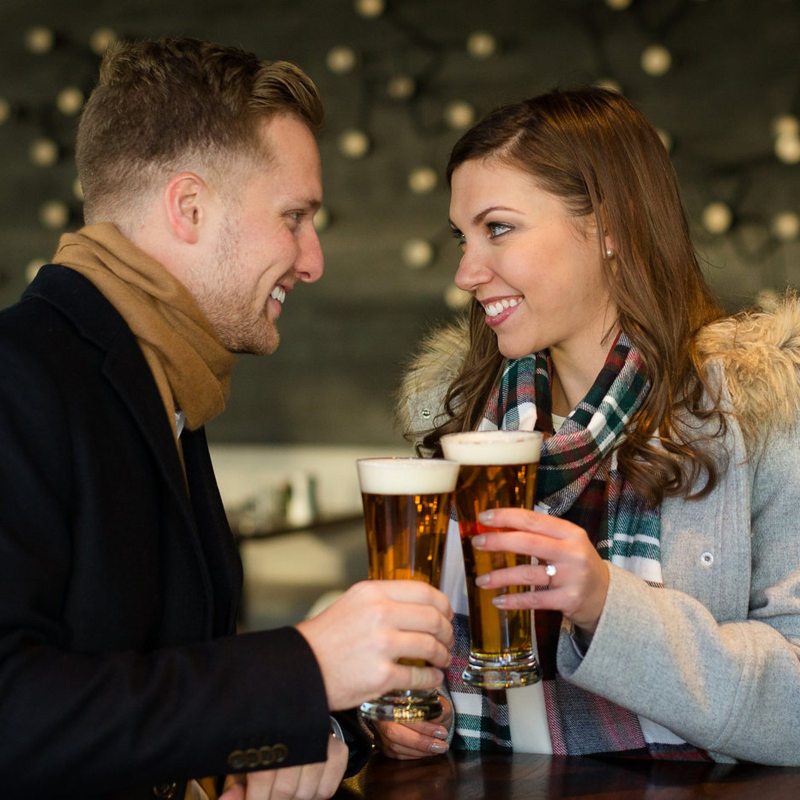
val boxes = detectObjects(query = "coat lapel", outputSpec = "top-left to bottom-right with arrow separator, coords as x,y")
25,266 -> 218,631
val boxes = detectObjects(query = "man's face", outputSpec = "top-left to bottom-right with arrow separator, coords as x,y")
188,114 -> 324,354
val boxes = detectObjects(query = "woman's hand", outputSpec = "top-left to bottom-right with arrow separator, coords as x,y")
473,508 -> 610,633
372,695 -> 452,760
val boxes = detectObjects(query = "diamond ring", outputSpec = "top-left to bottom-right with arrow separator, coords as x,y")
545,563 -> 558,578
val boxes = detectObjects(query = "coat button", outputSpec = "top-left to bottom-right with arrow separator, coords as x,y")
700,551 -> 714,566
273,743 -> 289,763
259,745 -> 275,766
152,783 -> 178,799
227,749 -> 247,770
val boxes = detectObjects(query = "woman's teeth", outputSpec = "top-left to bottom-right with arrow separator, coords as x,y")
270,286 -> 286,304
484,297 -> 521,317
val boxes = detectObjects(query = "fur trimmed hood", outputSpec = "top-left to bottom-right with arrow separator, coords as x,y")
397,296 -> 800,450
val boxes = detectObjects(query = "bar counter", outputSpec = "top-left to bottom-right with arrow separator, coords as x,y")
335,751 -> 800,799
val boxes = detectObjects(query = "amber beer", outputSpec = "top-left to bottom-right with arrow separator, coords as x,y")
440,431 -> 543,689
356,457 -> 459,721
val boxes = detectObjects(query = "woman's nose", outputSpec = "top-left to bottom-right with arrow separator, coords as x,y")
454,248 -> 491,293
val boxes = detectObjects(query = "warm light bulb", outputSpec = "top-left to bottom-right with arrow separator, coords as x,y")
25,258 -> 48,283
466,31 -> 497,59
771,211 -> 800,242
25,26 -> 54,54
338,129 -> 370,159
641,44 -> 672,76
402,239 -> 435,269
29,137 -> 59,167
775,133 -> 800,164
326,45 -> 358,74
89,27 -> 117,55
771,114 -> 799,138
313,206 -> 331,232
387,74 -> 416,100
444,284 -> 472,310
408,166 -> 438,195
444,100 -> 476,130
656,128 -> 673,152
355,0 -> 385,17
39,200 -> 70,229
73,177 -> 84,201
702,202 -> 733,234
606,0 -> 633,9
56,86 -> 84,116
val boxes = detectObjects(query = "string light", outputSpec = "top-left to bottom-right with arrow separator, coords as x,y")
771,211 -> 800,242
72,178 -> 84,202
466,31 -> 498,60
355,0 -> 385,18
402,238 -> 435,269
338,128 -> 370,159
641,44 -> 672,76
606,0 -> 633,9
326,45 -> 359,75
444,283 -> 472,310
39,200 -> 70,230
702,202 -> 734,234
25,258 -> 47,283
56,86 -> 84,116
444,100 -> 476,130
771,114 -> 799,138
595,78 -> 623,94
313,206 -> 331,232
24,26 -> 54,54
774,132 -> 800,164
29,137 -> 59,167
656,128 -> 673,152
89,27 -> 117,55
387,75 -> 416,101
408,166 -> 438,195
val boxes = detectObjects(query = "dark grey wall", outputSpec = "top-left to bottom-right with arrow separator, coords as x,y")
1,0 -> 799,446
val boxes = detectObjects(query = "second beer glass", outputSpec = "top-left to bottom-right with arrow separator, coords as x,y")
440,430 -> 543,689
356,456 -> 459,721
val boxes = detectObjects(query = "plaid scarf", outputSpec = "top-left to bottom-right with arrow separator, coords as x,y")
443,333 -> 708,759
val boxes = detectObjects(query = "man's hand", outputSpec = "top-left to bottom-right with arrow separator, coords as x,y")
295,580 -> 453,711
219,732 -> 347,800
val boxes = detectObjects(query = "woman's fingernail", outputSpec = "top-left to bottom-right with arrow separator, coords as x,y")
430,741 -> 448,754
492,596 -> 507,608
478,510 -> 494,523
475,574 -> 489,587
472,535 -> 486,547
433,728 -> 449,740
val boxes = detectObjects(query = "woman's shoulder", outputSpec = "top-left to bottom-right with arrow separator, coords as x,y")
396,318 -> 470,440
695,292 -> 800,446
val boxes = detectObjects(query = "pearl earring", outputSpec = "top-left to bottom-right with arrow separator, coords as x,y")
605,248 -> 615,259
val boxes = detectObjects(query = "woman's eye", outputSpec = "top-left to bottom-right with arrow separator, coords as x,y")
450,228 -> 466,248
487,222 -> 512,238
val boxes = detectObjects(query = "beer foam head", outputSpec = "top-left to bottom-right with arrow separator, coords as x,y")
440,431 -> 542,465
356,457 -> 459,494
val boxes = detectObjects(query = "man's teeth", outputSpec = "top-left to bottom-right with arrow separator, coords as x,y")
484,297 -> 521,318
270,286 -> 286,304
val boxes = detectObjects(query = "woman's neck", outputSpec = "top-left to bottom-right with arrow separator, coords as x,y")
550,328 -> 620,415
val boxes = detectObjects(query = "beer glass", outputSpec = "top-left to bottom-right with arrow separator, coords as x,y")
440,430 -> 543,689
356,457 -> 459,721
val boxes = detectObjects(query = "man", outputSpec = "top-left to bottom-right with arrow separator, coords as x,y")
0,38 -> 452,799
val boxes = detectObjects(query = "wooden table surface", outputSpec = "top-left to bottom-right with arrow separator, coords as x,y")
335,751 -> 800,799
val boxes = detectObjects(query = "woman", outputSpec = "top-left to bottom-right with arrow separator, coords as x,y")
375,87 -> 800,764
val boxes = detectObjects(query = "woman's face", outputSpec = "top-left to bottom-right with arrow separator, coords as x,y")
449,158 -> 617,362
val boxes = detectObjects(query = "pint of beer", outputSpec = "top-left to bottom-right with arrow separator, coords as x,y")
356,456 -> 459,721
440,430 -> 543,689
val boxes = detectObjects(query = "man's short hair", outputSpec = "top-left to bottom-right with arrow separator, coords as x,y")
76,37 -> 324,222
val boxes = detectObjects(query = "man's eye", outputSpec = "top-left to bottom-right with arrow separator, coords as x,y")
487,222 -> 512,238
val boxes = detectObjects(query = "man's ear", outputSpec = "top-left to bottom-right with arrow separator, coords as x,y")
164,172 -> 208,244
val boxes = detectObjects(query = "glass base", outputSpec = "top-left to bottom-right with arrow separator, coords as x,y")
360,689 -> 442,722
462,652 -> 541,689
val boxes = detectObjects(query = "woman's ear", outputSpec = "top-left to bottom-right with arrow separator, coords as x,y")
164,172 -> 207,244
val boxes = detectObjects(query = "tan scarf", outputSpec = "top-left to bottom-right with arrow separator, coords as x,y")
53,223 -> 234,439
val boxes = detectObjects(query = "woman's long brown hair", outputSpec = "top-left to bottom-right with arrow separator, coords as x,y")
423,88 -> 726,505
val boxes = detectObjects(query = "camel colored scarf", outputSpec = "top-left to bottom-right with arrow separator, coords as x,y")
53,223 -> 234,438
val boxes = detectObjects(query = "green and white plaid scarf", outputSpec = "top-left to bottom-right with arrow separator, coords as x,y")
441,333 -> 708,759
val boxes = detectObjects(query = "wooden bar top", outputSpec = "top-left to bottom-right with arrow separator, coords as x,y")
336,751 -> 800,799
